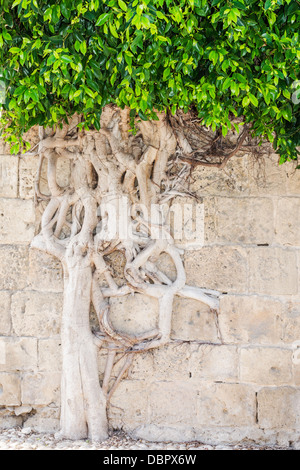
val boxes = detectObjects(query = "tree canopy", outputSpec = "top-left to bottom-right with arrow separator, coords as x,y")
0,0 -> 299,162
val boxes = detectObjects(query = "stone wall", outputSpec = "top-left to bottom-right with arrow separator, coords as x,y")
0,142 -> 300,448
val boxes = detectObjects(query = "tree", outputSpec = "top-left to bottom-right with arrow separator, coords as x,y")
0,0 -> 299,441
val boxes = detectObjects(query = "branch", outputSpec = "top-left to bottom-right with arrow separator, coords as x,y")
178,126 -> 249,169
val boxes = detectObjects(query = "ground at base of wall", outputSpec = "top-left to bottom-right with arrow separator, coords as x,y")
0,427 -> 290,450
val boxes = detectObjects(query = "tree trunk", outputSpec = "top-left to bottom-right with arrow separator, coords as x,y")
32,108 -> 221,442
60,249 -> 108,441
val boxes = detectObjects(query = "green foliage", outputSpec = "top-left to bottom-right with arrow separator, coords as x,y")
0,0 -> 299,161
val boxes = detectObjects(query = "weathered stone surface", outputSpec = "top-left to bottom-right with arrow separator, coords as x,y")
29,249 -> 63,292
240,347 -> 293,385
156,252 -> 177,282
18,155 -> 40,200
0,337 -> 37,372
168,196 -> 205,249
0,245 -> 29,290
282,301 -> 300,344
219,295 -> 283,345
248,247 -> 298,295
152,343 -> 191,381
21,372 -> 60,406
128,352 -> 154,381
257,387 -> 300,430
248,153 -> 287,196
275,198 -> 300,246
149,381 -> 197,427
131,424 -> 196,443
38,338 -> 62,372
0,155 -> 19,198
189,344 -> 239,382
285,162 -> 300,195
19,154 -> 71,199
0,199 -> 35,244
11,291 -> 62,337
0,373 -> 21,406
23,406 -> 60,433
109,293 -> 158,337
171,297 -> 220,342
196,382 -> 256,427
184,246 -> 247,293
0,140 -> 11,154
108,380 -> 148,429
0,292 -> 11,335
215,197 -> 274,245
191,155 -> 250,196
0,414 -> 22,429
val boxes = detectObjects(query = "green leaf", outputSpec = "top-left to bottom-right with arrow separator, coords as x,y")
96,12 -> 110,26
9,47 -> 20,54
61,3 -> 70,19
80,41 -> 87,55
249,93 -> 258,107
2,31 -> 12,41
264,0 -> 272,10
242,96 -> 250,107
61,55 -> 74,64
118,0 -> 127,11
109,23 -> 119,39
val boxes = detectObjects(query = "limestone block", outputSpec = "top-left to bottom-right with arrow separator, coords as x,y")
18,155 -> 40,199
19,154 -> 71,199
131,424 -> 196,443
293,362 -> 300,387
196,382 -> 256,427
167,195 -> 205,249
202,196 -> 218,245
248,153 -> 287,196
109,293 -> 158,337
11,291 -> 62,337
0,373 -> 21,406
282,301 -> 300,344
129,352 -> 154,381
285,162 -> 300,195
275,198 -> 300,246
171,297 -> 220,342
189,344 -> 239,382
23,406 -> 60,433
0,415 -> 22,429
191,155 -> 250,197
29,249 -> 63,292
108,379 -> 148,429
0,245 -> 29,290
0,198 -> 35,244
21,372 -> 60,406
184,246 -> 247,293
0,139 -> 11,154
0,337 -> 37,372
0,155 -> 19,198
38,338 -> 62,372
257,387 -> 300,430
240,347 -> 293,385
155,252 -> 177,282
149,381 -> 197,426
22,126 -> 40,149
248,247 -> 298,295
215,197 -> 274,245
152,343 -> 192,381
0,292 -> 11,335
219,295 -> 283,345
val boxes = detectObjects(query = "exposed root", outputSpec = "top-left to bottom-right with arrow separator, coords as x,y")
30,107 -> 232,440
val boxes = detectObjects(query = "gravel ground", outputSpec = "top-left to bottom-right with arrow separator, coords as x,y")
0,427 -> 288,450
